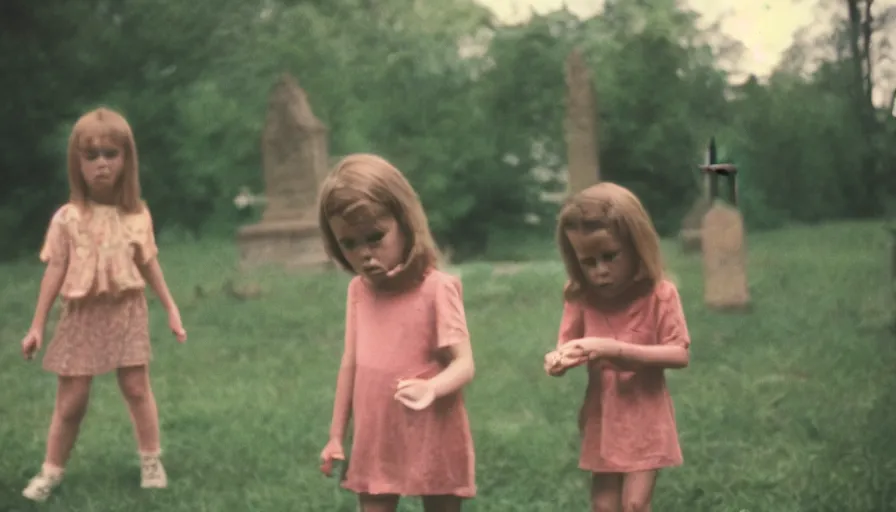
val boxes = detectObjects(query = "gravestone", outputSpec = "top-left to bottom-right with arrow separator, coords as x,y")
700,164 -> 751,311
564,48 -> 600,195
236,73 -> 331,270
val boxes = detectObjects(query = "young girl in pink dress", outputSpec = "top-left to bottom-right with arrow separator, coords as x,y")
19,107 -> 187,502
543,182 -> 691,512
317,153 -> 476,512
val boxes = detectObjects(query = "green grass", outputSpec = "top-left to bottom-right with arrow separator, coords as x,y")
1,220 -> 894,511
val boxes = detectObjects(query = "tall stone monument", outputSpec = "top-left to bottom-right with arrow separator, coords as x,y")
700,163 -> 751,311
564,48 -> 600,195
236,73 -> 331,270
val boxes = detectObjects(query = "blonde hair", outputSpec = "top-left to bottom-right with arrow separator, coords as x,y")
557,182 -> 664,301
318,153 -> 441,283
67,107 -> 142,213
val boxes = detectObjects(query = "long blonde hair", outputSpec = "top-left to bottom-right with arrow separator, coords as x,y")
67,107 -> 142,213
318,153 -> 441,283
557,182 -> 664,301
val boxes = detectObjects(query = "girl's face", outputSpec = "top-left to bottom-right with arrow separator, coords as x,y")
79,138 -> 125,199
329,213 -> 407,285
566,227 -> 637,298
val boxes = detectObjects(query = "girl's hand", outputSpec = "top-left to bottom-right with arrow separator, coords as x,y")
319,438 -> 345,477
167,307 -> 187,343
394,379 -> 436,411
544,348 -> 587,375
21,328 -> 43,361
544,350 -> 564,375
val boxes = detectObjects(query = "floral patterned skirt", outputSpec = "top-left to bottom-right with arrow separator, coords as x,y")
43,290 -> 151,376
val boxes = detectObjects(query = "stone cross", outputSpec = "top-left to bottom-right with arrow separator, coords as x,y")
564,48 -> 600,195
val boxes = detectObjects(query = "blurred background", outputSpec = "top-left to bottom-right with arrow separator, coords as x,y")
1,1 -> 895,511
2,0 -> 894,261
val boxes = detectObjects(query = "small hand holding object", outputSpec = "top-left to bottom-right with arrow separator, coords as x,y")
544,345 -> 588,375
20,328 -> 42,361
319,438 -> 345,477
168,307 -> 187,343
394,378 -> 436,411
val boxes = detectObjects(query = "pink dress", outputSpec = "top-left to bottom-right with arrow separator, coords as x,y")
342,269 -> 476,497
557,279 -> 690,473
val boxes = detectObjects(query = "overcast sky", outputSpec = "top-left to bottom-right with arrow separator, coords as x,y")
474,0 -> 894,81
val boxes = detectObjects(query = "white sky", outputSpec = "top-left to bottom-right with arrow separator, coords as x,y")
475,0 -> 896,102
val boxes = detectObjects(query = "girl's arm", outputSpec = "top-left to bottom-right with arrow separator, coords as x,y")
557,298 -> 585,349
138,258 -> 179,312
428,276 -> 475,398
30,259 -> 67,332
579,281 -> 691,370
549,298 -> 587,374
602,342 -> 688,369
429,341 -> 475,399
32,209 -> 69,332
135,208 -> 178,312
328,280 -> 358,442
328,354 -> 356,441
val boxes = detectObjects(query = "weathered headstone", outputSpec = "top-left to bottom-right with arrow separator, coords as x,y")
700,164 -> 751,311
236,73 -> 330,270
564,48 -> 600,195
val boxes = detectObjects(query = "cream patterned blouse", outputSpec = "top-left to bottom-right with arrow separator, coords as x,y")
40,202 -> 158,299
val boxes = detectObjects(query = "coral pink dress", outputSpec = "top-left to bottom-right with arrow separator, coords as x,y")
557,279 -> 690,473
342,269 -> 476,498
39,201 -> 158,377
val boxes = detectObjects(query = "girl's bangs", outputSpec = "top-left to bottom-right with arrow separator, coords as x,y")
74,116 -> 130,150
324,188 -> 387,224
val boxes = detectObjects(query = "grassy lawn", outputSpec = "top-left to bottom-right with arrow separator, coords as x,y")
1,220 -> 894,511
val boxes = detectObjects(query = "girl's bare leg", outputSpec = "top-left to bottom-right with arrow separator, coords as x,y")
117,364 -> 167,488
117,365 -> 160,453
620,470 -> 657,512
22,376 -> 93,501
422,495 -> 463,512
359,493 -> 399,512
45,375 -> 93,468
591,473 -> 623,512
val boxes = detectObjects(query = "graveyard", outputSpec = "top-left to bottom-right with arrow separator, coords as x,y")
0,68 -> 893,506
3,2 -> 895,510
0,218 -> 891,511
1,51 -> 894,512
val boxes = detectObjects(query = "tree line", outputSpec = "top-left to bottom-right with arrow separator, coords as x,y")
1,0 -> 893,261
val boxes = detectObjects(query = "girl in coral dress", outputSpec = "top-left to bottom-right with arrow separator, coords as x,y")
543,182 -> 691,512
19,107 -> 187,502
317,154 -> 476,512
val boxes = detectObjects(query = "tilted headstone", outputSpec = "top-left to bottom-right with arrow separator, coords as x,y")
236,73 -> 331,270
